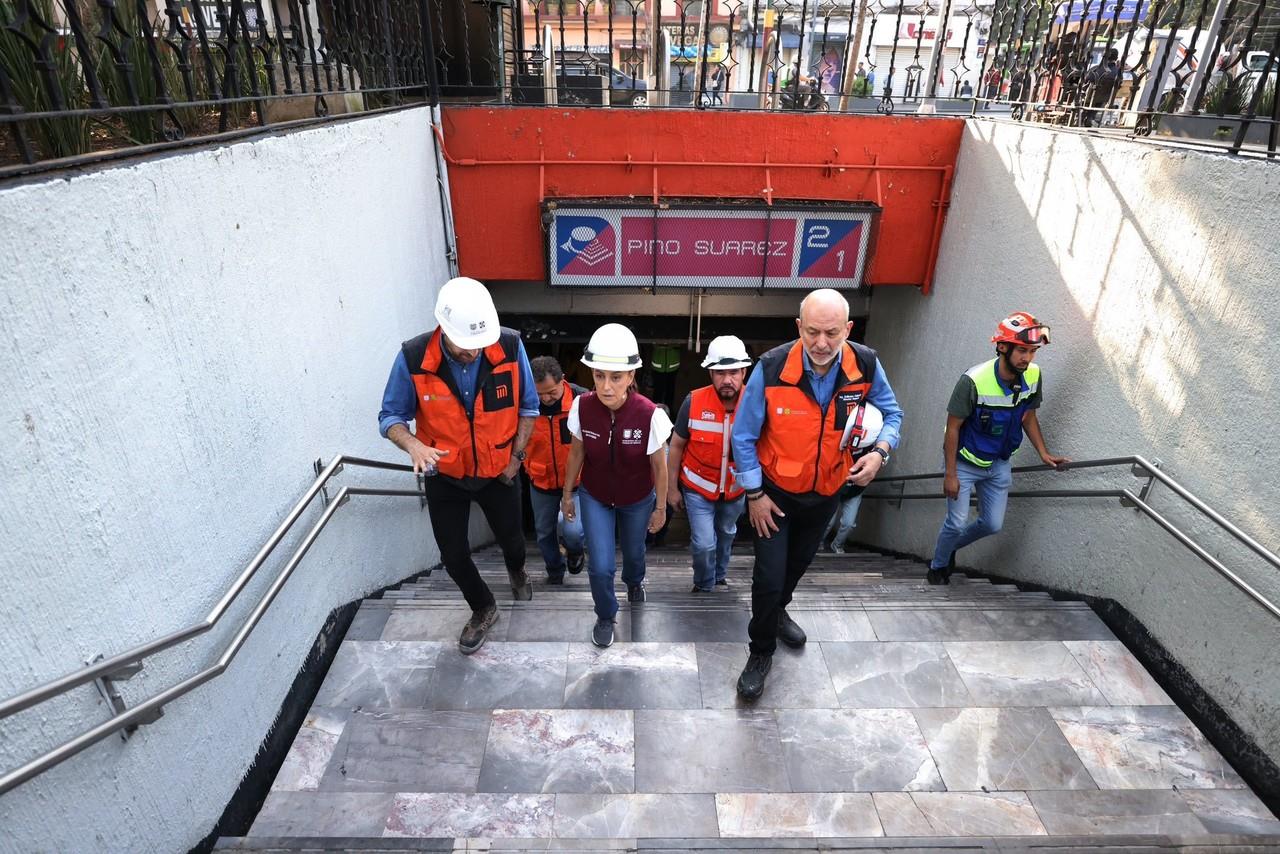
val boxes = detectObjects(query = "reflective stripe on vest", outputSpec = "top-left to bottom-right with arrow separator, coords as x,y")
958,358 -> 1040,468
678,385 -> 742,501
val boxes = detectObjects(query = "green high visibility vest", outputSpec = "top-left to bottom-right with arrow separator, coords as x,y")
652,344 -> 681,374
957,358 -> 1041,468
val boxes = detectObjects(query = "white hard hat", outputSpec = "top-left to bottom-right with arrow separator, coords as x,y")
581,323 -> 642,371
840,402 -> 884,453
700,335 -> 752,370
434,277 -> 500,349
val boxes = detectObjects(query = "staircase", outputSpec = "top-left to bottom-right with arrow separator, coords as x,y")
217,546 -> 1280,852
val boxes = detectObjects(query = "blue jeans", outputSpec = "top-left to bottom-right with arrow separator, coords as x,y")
930,458 -> 1013,569
529,486 -> 584,578
824,493 -> 863,549
684,489 -> 744,590
579,487 -> 655,620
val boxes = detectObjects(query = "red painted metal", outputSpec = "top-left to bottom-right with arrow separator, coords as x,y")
440,106 -> 963,291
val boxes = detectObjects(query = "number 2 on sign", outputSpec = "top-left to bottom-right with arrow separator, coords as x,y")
805,225 -> 830,248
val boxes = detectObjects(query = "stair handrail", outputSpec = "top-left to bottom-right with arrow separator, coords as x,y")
862,454 -> 1280,621
0,454 -> 423,796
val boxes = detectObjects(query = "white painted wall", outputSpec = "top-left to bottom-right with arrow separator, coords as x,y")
0,107 -> 481,852
860,120 -> 1280,765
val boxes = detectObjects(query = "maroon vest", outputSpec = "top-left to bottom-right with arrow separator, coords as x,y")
578,391 -> 658,507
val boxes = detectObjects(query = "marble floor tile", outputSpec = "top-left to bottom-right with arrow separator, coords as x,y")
1051,705 -> 1247,789
945,641 -> 1108,706
981,608 -> 1116,641
697,643 -> 839,709
384,793 -> 555,838
907,792 -> 1047,836
507,608 -> 631,643
715,793 -> 883,837
346,606 -> 392,641
776,709 -> 943,792
913,706 -> 1096,791
272,707 -> 348,791
1179,789 -> 1280,834
1029,789 -> 1207,835
313,641 -> 443,709
553,794 -> 719,837
788,609 -> 878,642
383,608 -> 511,643
563,643 -> 700,710
426,642 -> 568,711
1062,640 -> 1172,705
630,608 -> 749,643
872,792 -> 936,836
320,709 -> 490,792
822,642 -> 973,709
867,610 -> 998,642
250,791 -> 394,837
634,709 -> 788,793
477,709 -> 634,794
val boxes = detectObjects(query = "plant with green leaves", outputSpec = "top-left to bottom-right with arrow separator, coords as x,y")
0,0 -> 93,158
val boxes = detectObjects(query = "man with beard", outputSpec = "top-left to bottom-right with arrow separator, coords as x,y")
731,290 -> 903,699
667,336 -> 754,593
926,312 -> 1070,585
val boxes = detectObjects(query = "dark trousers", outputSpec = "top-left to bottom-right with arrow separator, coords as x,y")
424,475 -> 526,612
748,489 -> 839,655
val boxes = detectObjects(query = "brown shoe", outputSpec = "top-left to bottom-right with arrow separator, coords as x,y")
459,605 -> 500,655
508,568 -> 533,601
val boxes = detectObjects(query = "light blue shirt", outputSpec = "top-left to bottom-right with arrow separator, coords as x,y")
733,347 -> 904,491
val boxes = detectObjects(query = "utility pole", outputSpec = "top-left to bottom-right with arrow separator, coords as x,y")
918,0 -> 957,112
838,0 -> 870,111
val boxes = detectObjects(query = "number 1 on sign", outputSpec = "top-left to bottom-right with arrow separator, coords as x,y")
836,250 -> 845,271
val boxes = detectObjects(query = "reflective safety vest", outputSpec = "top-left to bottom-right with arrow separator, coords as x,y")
678,385 -> 744,502
402,327 -> 522,480
757,339 -> 877,498
957,358 -> 1040,468
525,381 -> 580,492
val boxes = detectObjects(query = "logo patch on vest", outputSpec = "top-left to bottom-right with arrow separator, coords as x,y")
621,428 -> 645,445
834,389 -> 865,430
775,407 -> 809,416
701,411 -> 717,420
482,373 -> 515,411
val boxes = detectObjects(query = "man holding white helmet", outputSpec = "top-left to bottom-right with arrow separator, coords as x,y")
378,277 -> 539,655
666,335 -> 752,593
730,289 -> 903,700
824,401 -> 885,553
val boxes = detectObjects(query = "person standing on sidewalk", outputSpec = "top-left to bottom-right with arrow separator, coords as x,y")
927,312 -> 1069,584
731,289 -> 903,700
562,323 -> 673,648
378,277 -> 538,655
526,355 -> 588,585
666,335 -> 752,593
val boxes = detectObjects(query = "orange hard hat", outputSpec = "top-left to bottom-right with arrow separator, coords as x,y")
992,312 -> 1050,347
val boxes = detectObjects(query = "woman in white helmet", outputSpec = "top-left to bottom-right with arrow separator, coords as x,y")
561,323 -> 673,648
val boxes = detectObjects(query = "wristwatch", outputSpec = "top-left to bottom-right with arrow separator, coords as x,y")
870,447 -> 890,465
514,450 -> 527,461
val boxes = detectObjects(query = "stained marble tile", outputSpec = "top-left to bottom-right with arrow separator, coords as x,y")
1051,705 -> 1247,789
552,794 -> 719,837
906,792 -> 1047,836
272,707 -> 348,791
313,641 -> 442,709
384,793 -> 555,838
696,643 -> 839,709
945,641 -> 1108,706
775,709 -> 942,792
634,709 -> 788,793
1029,789 -> 1207,835
346,606 -> 392,641
981,608 -> 1116,641
507,608 -> 631,643
1179,789 -> 1280,834
715,793 -> 883,837
872,792 -> 936,836
426,642 -> 568,711
1062,640 -> 1172,705
787,609 -> 878,642
250,791 -> 393,837
320,709 -> 489,792
913,706 -> 1096,791
477,709 -> 634,794
563,643 -> 700,709
383,607 -> 511,642
867,610 -> 998,641
630,608 -> 750,642
822,642 -> 973,708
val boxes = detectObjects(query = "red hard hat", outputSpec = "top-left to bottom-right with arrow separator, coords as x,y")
992,312 -> 1050,347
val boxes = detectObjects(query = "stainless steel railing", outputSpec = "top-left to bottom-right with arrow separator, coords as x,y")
862,454 -> 1280,622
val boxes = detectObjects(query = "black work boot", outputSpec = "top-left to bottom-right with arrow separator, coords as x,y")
777,609 -> 807,647
736,652 -> 773,700
926,553 -> 955,586
566,552 -> 585,575
509,567 -> 533,600
546,572 -> 565,586
627,583 -> 647,603
459,605 -> 500,655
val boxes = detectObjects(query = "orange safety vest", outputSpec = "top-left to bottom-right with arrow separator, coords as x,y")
678,385 -> 744,501
524,381 -> 579,492
756,339 -> 877,497
402,327 -> 522,480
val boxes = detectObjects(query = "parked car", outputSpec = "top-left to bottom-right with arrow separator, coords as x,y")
558,63 -> 649,106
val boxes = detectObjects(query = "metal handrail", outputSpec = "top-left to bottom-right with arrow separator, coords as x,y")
0,455 -> 422,796
862,454 -> 1280,621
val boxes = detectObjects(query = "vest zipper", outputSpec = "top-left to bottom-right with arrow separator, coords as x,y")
609,411 -> 617,507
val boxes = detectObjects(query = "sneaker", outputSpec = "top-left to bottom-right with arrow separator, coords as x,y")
627,583 -> 647,603
927,553 -> 956,586
546,573 -> 565,586
736,652 -> 773,700
690,585 -> 713,594
777,609 -> 807,647
831,542 -> 846,554
715,578 -> 730,589
566,552 -> 585,575
458,605 -> 500,655
592,617 -> 615,648
509,568 -> 533,601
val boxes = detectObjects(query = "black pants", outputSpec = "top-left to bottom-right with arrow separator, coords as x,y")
748,489 -> 839,655
424,475 -> 526,612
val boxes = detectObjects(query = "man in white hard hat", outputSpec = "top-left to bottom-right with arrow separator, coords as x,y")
378,277 -> 540,655
666,335 -> 752,593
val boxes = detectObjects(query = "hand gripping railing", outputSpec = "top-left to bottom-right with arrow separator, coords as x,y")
862,455 -> 1280,622
0,455 -> 424,796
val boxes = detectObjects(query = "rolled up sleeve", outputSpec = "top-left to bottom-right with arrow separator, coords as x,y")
730,367 -> 768,490
515,340 -> 539,418
378,352 -> 417,438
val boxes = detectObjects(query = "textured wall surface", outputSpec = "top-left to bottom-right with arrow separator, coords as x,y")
860,120 -> 1280,766
0,107 -> 474,852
